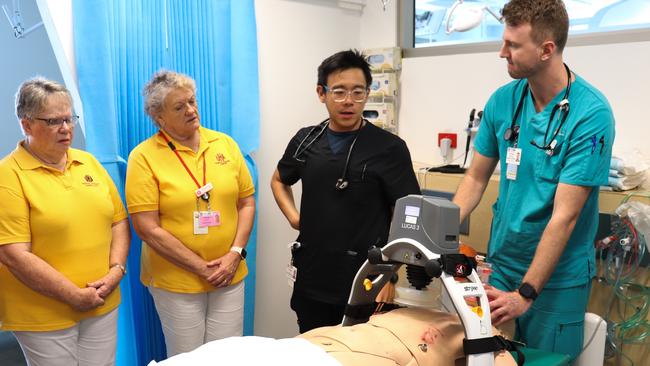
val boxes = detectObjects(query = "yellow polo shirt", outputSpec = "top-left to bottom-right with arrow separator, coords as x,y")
125,127 -> 254,293
0,143 -> 127,331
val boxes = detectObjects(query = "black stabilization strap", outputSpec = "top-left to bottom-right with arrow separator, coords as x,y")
343,302 -> 376,320
463,335 -> 526,366
440,253 -> 477,278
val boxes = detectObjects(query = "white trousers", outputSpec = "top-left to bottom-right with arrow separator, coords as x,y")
13,308 -> 118,366
149,281 -> 245,357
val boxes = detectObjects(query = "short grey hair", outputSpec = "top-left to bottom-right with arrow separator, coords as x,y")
143,70 -> 196,119
15,77 -> 72,120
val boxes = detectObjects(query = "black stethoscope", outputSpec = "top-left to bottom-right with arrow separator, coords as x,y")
292,118 -> 365,190
503,63 -> 572,156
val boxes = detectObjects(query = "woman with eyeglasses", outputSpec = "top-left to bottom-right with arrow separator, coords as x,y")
125,70 -> 255,356
0,77 -> 130,365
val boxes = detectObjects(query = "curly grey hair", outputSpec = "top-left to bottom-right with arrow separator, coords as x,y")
15,77 -> 72,120
143,70 -> 196,121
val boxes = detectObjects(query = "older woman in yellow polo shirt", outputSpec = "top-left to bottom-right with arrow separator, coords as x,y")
0,78 -> 130,366
125,70 -> 255,356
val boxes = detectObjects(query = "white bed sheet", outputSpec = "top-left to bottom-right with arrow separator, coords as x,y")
147,336 -> 342,366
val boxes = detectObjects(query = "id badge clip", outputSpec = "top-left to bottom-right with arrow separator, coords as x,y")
286,242 -> 298,287
196,182 -> 214,201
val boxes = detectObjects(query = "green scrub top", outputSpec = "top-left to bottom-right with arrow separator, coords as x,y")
474,74 -> 615,288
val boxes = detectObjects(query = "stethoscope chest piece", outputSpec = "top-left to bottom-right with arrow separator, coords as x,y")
504,125 -> 520,142
335,178 -> 349,190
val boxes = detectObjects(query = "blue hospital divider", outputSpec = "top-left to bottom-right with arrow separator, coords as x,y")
73,1 -> 260,364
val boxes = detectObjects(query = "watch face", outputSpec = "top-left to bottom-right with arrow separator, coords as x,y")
519,283 -> 537,300
241,248 -> 247,259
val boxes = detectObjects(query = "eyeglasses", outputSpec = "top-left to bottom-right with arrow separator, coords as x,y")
323,86 -> 368,103
33,115 -> 79,128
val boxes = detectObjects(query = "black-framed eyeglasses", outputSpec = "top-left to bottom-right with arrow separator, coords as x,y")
33,115 -> 79,128
323,86 -> 368,103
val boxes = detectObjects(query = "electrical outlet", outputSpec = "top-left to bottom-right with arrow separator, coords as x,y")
438,133 -> 457,148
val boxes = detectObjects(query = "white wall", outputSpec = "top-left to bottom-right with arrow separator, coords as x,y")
254,0 -> 362,338
359,0 -> 397,48
400,41 -> 650,165
43,0 -> 75,81
400,49 -> 510,165
563,41 -> 650,158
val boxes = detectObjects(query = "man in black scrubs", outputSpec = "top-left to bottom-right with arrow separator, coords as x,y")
271,49 -> 420,333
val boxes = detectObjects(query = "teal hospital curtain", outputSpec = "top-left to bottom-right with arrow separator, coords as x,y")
72,1 -> 260,365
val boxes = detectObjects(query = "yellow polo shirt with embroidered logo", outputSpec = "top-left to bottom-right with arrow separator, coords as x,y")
0,143 -> 127,331
125,127 -> 254,293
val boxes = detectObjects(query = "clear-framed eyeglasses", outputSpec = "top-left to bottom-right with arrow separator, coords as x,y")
323,86 -> 368,103
33,115 -> 79,128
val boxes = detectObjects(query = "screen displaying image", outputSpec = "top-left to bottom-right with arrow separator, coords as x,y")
415,0 -> 650,48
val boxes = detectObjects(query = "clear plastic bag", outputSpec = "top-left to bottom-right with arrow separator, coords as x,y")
615,200 -> 650,252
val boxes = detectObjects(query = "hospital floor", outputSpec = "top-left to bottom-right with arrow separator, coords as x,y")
0,331 -> 26,366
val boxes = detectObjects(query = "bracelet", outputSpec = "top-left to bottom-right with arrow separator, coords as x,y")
110,263 -> 127,275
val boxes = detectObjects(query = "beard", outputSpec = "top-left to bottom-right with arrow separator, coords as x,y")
506,61 -> 541,80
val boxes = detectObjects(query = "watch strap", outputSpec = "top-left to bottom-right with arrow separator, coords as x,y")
230,246 -> 246,259
110,263 -> 126,275
518,282 -> 538,301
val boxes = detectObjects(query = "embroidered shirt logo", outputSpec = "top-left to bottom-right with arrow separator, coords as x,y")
83,174 -> 99,186
215,153 -> 230,165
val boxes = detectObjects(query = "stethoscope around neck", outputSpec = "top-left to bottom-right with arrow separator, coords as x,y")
503,63 -> 572,156
292,118 -> 365,190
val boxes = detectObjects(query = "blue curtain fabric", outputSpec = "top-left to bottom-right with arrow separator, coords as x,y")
72,1 -> 259,364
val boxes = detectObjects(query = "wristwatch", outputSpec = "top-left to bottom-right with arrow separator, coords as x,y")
518,282 -> 538,301
230,246 -> 247,259
110,263 -> 127,276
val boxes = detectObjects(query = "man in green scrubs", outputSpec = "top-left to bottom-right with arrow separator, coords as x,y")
453,0 -> 615,360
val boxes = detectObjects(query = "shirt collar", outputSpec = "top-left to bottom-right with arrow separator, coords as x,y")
155,127 -> 219,156
13,141 -> 85,171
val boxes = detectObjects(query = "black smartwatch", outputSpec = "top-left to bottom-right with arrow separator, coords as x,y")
518,282 -> 538,301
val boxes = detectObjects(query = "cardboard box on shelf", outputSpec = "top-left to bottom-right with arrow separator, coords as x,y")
369,73 -> 397,97
364,102 -> 396,130
364,47 -> 402,72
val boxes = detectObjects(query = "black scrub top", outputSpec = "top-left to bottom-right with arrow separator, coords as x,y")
277,121 -> 421,304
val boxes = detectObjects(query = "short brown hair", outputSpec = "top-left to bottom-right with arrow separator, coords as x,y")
502,0 -> 569,52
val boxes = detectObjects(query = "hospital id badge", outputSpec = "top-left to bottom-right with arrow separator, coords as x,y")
286,264 -> 297,288
193,212 -> 208,234
198,211 -> 220,227
506,147 -> 522,166
506,163 -> 518,181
